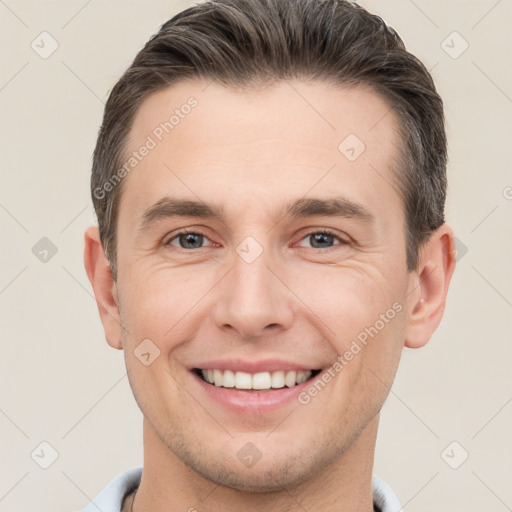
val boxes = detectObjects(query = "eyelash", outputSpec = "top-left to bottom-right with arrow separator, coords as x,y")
164,228 -> 349,252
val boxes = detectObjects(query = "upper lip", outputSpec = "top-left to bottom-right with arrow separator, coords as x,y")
190,358 -> 320,373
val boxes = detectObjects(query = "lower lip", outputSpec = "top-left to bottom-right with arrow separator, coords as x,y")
190,371 -> 314,414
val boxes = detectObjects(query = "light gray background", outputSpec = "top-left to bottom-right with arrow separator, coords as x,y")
1,1 -> 511,511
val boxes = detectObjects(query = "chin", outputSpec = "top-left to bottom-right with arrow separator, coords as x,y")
168,432 -> 342,493
186,456 -> 317,492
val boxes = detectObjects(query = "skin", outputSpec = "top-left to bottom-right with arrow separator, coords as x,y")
84,79 -> 455,512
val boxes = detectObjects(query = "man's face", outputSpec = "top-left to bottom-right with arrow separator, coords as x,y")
114,79 -> 414,490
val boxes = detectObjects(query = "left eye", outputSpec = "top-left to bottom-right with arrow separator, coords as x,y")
296,231 -> 346,249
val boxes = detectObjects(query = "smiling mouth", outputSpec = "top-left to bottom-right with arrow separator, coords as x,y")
194,368 -> 322,390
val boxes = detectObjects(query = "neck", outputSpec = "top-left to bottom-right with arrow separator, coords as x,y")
131,415 -> 379,512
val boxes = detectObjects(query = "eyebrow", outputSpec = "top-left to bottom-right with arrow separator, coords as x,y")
284,197 -> 373,222
137,196 -> 374,230
138,198 -> 225,230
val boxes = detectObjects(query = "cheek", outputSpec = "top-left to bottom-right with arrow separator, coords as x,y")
292,264 -> 407,393
119,265 -> 217,344
295,264 -> 403,341
124,353 -> 192,434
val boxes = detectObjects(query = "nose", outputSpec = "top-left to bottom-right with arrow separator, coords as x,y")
213,242 -> 294,339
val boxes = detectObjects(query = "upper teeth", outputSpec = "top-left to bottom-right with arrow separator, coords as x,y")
200,369 -> 312,389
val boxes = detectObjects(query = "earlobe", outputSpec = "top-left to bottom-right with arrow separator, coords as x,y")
404,224 -> 456,349
83,226 -> 123,350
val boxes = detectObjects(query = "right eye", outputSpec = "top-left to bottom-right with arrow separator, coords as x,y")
165,230 -> 216,250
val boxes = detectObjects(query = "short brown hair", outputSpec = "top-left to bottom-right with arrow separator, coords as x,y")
91,0 -> 447,281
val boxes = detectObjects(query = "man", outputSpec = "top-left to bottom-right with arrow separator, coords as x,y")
82,0 -> 456,510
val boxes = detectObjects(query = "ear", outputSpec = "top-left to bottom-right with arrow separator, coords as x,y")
404,224 -> 456,348
83,226 -> 123,350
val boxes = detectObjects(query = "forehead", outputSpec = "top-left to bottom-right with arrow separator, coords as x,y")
128,78 -> 399,154
121,79 -> 402,223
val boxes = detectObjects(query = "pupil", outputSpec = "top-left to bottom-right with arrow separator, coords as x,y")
181,233 -> 203,249
311,233 -> 333,248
